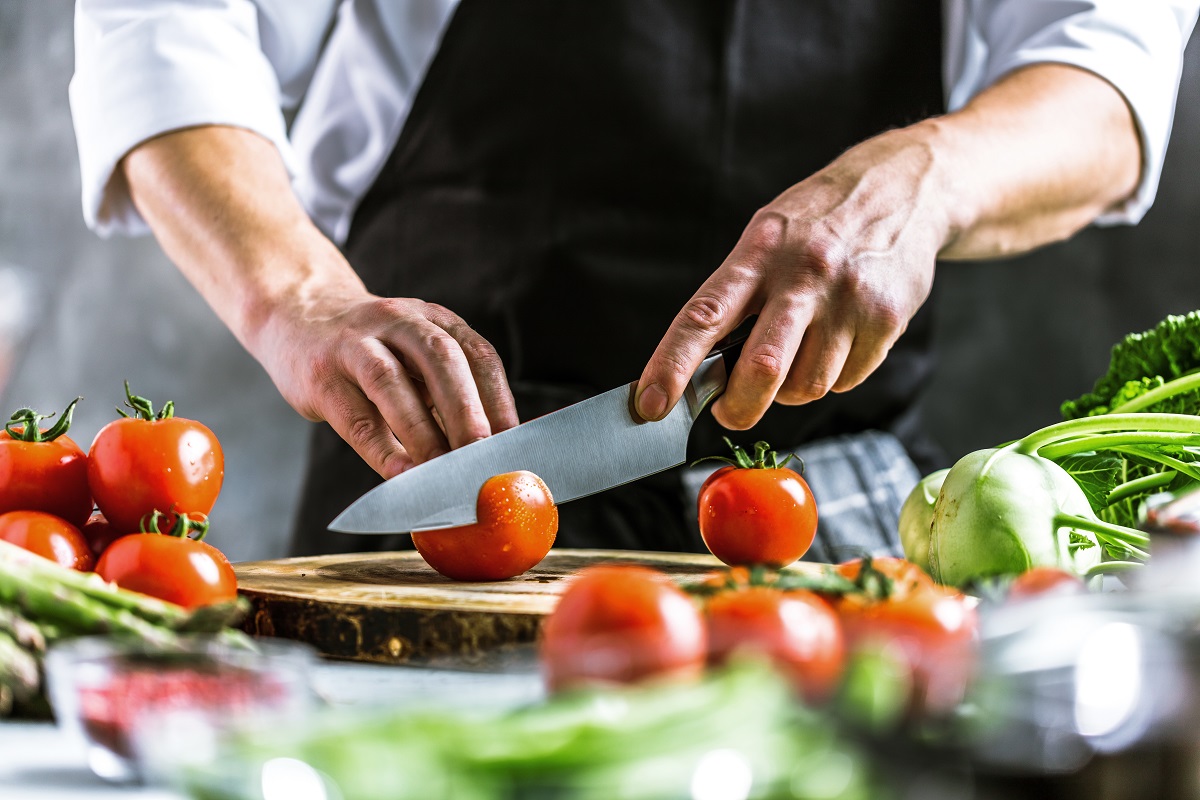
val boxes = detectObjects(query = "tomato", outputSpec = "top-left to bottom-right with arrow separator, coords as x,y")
705,587 -> 845,703
81,511 -> 130,560
0,510 -> 93,571
413,471 -> 557,582
833,556 -> 935,610
95,521 -> 237,609
839,589 -> 977,715
697,440 -> 817,567
1007,566 -> 1087,602
88,384 -> 224,535
540,565 -> 707,692
0,399 -> 92,527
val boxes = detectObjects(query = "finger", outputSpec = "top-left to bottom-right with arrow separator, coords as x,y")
775,319 -> 854,406
346,337 -> 452,462
393,318 -> 494,449
635,274 -> 758,421
321,380 -> 417,479
710,299 -> 811,430
429,313 -> 520,433
830,317 -> 903,393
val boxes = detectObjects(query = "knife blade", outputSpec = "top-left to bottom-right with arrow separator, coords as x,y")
328,346 -> 734,534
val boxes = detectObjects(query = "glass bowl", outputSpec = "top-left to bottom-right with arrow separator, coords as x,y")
45,634 -> 317,783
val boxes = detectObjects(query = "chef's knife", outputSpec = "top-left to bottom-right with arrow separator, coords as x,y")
328,339 -> 742,534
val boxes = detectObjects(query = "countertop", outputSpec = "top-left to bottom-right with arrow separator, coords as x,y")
0,654 -> 546,800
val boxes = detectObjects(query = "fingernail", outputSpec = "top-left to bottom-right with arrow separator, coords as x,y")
637,384 -> 669,421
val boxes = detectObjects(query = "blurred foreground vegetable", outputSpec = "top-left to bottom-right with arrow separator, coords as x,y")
178,660 -> 878,800
0,538 -> 249,717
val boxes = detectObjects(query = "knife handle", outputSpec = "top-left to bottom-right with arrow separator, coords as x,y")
684,329 -> 748,420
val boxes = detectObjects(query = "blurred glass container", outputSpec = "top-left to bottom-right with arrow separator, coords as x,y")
0,263 -> 39,397
959,486 -> 1200,799
45,635 -> 318,784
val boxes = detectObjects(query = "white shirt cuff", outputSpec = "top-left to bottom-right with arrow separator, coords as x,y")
959,2 -> 1198,226
70,6 -> 297,238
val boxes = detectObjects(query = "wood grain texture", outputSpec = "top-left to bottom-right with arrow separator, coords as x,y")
234,549 -> 739,665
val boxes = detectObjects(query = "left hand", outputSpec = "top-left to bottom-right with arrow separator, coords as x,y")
634,124 -> 952,429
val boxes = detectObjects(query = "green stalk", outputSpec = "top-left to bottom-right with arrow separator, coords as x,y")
1103,447 -> 1200,483
1016,413 -> 1200,456
1053,512 -> 1150,548
0,540 -> 189,626
1106,471 -> 1178,506
1110,371 -> 1200,414
1085,561 -> 1143,578
1038,431 -> 1200,461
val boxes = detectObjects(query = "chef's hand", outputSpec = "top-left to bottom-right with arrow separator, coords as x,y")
255,288 -> 519,478
635,126 -> 944,429
121,125 -> 519,479
635,63 -> 1141,428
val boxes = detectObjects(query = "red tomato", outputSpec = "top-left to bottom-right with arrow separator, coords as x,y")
705,587 -> 845,704
0,510 -> 93,571
413,471 -> 558,582
697,442 -> 818,567
1007,566 -> 1087,602
540,565 -> 707,692
840,589 -> 977,715
81,511 -> 130,560
96,531 -> 237,609
0,400 -> 92,527
88,386 -> 224,535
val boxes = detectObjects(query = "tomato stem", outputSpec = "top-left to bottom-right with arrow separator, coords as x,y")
117,381 -> 176,421
4,397 -> 81,442
690,437 -> 805,474
141,510 -> 210,540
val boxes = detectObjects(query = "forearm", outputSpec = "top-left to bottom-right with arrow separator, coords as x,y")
926,63 -> 1141,259
121,125 -> 362,359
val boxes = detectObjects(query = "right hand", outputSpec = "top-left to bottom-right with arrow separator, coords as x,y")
256,289 -> 519,479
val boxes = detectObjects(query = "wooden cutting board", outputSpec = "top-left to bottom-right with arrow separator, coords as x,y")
235,549 -> 746,665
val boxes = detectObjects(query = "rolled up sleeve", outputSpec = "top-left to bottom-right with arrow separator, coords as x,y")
950,0 -> 1200,225
70,0 -> 297,238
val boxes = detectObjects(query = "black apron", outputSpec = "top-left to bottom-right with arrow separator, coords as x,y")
292,0 -> 945,556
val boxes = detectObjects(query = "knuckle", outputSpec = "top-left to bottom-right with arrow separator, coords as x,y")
742,345 -> 787,383
745,210 -> 788,254
358,354 -> 402,395
679,294 -> 728,332
420,331 -> 462,365
345,414 -> 381,449
778,372 -> 833,404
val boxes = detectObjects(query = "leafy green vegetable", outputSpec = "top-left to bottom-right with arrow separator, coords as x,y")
179,661 -> 879,800
1061,311 -> 1200,419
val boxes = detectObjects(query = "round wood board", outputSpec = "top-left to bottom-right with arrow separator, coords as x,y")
234,549 -> 761,665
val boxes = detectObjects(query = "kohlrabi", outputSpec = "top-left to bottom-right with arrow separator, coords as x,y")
926,413 -> 1200,587
898,468 -> 947,574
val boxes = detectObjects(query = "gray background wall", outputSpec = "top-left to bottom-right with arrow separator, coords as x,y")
0,1 -> 1196,563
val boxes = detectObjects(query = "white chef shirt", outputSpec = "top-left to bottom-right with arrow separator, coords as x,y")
71,0 -> 1200,244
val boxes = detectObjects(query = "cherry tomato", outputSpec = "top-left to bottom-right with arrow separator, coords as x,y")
0,510 -> 93,571
88,384 -> 224,535
413,471 -> 558,582
540,565 -> 707,692
96,528 -> 237,609
705,587 -> 845,704
81,511 -> 130,560
0,399 -> 92,527
698,440 -> 818,567
839,589 -> 977,715
1007,566 -> 1087,602
834,557 -> 935,608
